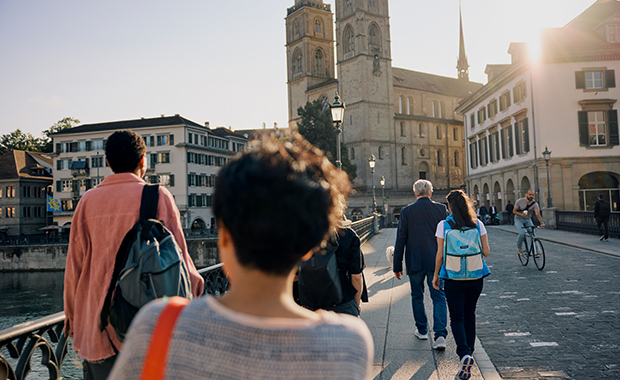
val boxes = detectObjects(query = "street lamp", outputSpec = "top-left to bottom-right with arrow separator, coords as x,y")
542,146 -> 553,208
368,154 -> 377,214
380,176 -> 386,215
330,93 -> 346,170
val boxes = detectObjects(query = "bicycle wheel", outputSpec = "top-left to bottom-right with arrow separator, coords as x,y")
518,238 -> 529,266
532,239 -> 545,270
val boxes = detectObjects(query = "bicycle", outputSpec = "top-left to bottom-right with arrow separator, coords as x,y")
519,226 -> 545,270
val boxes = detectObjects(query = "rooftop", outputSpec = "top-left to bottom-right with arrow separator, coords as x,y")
393,68 -> 483,98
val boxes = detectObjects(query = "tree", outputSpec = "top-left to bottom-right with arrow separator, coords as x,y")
40,117 -> 80,152
297,100 -> 357,180
0,129 -> 44,154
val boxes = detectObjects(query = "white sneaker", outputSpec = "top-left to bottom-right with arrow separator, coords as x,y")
456,355 -> 475,380
414,330 -> 429,340
432,336 -> 446,350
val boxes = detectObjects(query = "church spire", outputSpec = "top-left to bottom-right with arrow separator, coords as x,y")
457,1 -> 469,81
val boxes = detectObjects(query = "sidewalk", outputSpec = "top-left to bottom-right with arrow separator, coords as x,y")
488,224 -> 620,258
360,228 -> 500,380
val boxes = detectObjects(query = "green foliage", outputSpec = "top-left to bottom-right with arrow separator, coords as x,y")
0,117 -> 80,154
297,99 -> 357,180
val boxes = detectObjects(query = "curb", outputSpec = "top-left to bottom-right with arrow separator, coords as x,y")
474,338 -> 502,380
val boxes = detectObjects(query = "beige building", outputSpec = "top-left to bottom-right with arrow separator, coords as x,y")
50,115 -> 247,231
456,0 -> 620,212
285,0 -> 482,221
0,150 -> 53,237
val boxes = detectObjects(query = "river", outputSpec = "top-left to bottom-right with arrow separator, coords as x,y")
1,271 -> 83,379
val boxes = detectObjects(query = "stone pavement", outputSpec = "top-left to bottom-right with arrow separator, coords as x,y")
360,228 -> 501,380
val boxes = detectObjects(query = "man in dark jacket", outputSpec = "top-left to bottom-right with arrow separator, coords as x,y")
505,200 -> 515,225
594,194 -> 611,241
393,179 -> 448,350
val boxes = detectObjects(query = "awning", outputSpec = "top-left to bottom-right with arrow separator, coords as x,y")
39,225 -> 63,231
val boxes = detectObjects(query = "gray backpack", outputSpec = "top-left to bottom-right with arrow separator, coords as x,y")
100,184 -> 192,344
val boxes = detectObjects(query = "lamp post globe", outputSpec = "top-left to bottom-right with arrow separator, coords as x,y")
330,93 -> 346,170
542,146 -> 553,208
368,154 -> 377,214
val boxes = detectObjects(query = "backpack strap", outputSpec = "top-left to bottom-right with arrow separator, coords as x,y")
446,219 -> 457,230
140,184 -> 160,221
140,297 -> 190,380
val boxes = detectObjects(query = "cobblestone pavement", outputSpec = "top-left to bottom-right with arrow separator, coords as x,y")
477,228 -> 620,379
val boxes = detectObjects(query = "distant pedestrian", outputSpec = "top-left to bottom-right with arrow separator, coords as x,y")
594,194 -> 611,241
505,200 -> 514,225
433,190 -> 490,380
393,179 -> 448,351
489,203 -> 498,225
109,133 -> 373,380
478,203 -> 488,225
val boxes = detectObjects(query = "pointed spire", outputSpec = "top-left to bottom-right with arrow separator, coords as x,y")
457,1 -> 470,81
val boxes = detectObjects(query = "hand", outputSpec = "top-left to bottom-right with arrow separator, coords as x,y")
540,223 -> 546,228
394,271 -> 402,280
432,274 -> 441,290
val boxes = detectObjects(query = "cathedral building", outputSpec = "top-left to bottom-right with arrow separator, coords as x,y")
285,0 -> 482,221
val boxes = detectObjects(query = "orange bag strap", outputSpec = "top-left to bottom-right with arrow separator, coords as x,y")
140,296 -> 191,380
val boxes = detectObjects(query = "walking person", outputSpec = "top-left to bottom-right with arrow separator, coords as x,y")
514,190 -> 545,256
505,200 -> 514,225
594,194 -> 611,241
64,130 -> 204,380
393,179 -> 448,350
109,134 -> 373,380
478,203 -> 488,225
433,190 -> 490,380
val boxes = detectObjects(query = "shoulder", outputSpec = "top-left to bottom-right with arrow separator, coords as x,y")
316,311 -> 373,349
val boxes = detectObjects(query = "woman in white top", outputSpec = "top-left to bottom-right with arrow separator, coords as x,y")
432,190 -> 490,380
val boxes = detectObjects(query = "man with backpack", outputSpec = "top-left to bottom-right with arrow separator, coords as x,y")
594,194 -> 611,241
64,130 -> 204,380
393,179 -> 449,350
514,189 -> 545,256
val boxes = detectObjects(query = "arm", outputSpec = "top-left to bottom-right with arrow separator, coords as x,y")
392,212 -> 408,280
63,204 -> 86,336
481,233 -> 490,257
513,207 -> 527,218
535,209 -> 546,227
351,273 -> 363,307
432,237 -> 444,290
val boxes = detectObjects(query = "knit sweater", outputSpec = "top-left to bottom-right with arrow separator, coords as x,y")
109,296 -> 374,379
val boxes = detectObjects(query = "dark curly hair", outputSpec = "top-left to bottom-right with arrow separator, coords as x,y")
213,132 -> 351,276
105,130 -> 146,173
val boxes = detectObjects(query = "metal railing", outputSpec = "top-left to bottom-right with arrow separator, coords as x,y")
556,211 -> 619,239
351,215 -> 376,244
0,264 -> 228,380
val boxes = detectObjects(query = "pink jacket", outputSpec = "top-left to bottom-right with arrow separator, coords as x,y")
63,173 -> 204,361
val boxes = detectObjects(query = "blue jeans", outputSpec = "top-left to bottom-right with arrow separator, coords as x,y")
515,217 -> 534,249
408,271 -> 448,339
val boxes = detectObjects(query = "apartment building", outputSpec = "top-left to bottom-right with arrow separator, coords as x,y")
456,0 -> 620,211
51,115 -> 247,231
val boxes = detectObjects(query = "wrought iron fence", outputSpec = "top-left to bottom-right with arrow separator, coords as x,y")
0,264 -> 228,380
556,211 -> 619,239
351,215 -> 376,244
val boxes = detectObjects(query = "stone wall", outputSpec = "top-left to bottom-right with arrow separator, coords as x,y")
0,238 -> 219,272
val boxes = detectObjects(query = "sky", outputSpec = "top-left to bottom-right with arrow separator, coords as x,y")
0,0 -> 598,138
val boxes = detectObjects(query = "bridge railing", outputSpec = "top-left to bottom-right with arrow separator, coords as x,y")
555,211 -> 619,239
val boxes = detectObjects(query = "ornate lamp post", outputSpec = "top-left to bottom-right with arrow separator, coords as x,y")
380,176 -> 386,215
330,93 -> 346,170
542,146 -> 553,208
368,154 -> 377,214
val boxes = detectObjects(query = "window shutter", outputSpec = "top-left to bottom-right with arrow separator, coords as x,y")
169,134 -> 174,145
85,179 -> 92,190
575,71 -> 585,89
478,139 -> 483,165
578,111 -> 589,146
508,125 -> 514,156
606,70 -> 616,88
56,143 -> 61,153
608,109 -> 619,146
515,122 -> 521,154
170,175 -> 175,187
523,118 -> 530,152
488,135 -> 493,162
86,141 -> 92,151
500,129 -> 506,159
56,181 -> 61,193
469,143 -> 474,169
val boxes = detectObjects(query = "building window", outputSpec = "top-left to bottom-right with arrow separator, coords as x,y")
453,127 -> 457,141
606,23 -> 620,43
368,24 -> 380,52
6,186 -> 15,198
91,156 -> 104,168
400,122 -> 405,137
575,69 -> 615,90
470,114 -> 475,129
469,141 -> 478,169
454,151 -> 459,167
439,102 -> 444,118
158,152 -> 170,164
350,147 -> 355,160
6,207 -> 15,218
407,97 -> 411,114
378,146 -> 383,159
489,131 -> 500,162
514,118 -> 530,154
477,107 -> 486,124
420,148 -> 425,157
499,91 -> 511,111
419,123 -> 424,138
401,147 -> 406,165
398,96 -> 403,113
293,49 -> 302,76
159,174 -> 174,187
315,17 -> 322,33
344,25 -> 355,55
315,49 -> 324,75
293,19 -> 300,36
488,99 -> 498,118
432,101 -> 437,117
436,125 -> 442,140
437,150 -> 443,167
513,81 -> 527,103
578,110 -> 620,147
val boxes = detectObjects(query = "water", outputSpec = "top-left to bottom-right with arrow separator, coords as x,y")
1,271 -> 83,379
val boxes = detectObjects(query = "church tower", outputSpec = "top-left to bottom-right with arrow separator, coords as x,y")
334,0 -> 395,197
457,3 -> 470,81
285,0 -> 336,127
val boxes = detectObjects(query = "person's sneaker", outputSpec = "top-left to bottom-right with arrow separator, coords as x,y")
517,247 -> 524,256
414,330 -> 429,340
456,355 -> 475,380
605,238 -> 609,241
600,235 -> 605,241
432,336 -> 446,350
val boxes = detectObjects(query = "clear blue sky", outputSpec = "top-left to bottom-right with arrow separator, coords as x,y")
0,0 -> 595,137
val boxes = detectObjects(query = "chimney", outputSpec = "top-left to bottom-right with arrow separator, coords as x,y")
205,121 -> 210,128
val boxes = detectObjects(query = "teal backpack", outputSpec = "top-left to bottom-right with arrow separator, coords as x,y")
439,219 -> 490,280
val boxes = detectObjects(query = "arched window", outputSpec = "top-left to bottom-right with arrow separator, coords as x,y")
346,0 -> 353,11
440,101 -> 444,118
432,101 -> 437,117
454,151 -> 459,166
401,147 -> 407,165
344,25 -> 355,55
437,150 -> 443,167
419,123 -> 424,137
293,49 -> 302,76
398,96 -> 403,113
315,49 -> 324,75
369,0 -> 376,7
350,147 -> 355,160
453,127 -> 457,140
378,146 -> 383,159
368,24 -> 381,52
407,97 -> 411,114
436,125 -> 442,139
400,122 -> 405,137
294,19 -> 300,36
315,17 -> 322,33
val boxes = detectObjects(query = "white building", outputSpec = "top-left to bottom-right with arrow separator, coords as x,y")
51,115 -> 247,231
456,0 -> 620,212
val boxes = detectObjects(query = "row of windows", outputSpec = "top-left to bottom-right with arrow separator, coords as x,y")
187,152 -> 228,167
351,146 -> 460,168
398,122 -> 459,140
468,81 -> 527,128
3,206 -> 45,218
56,140 -> 105,153
0,186 -> 16,198
187,132 -> 231,150
397,98 -> 447,119
143,134 -> 175,147
57,157 -> 107,170
188,174 -> 216,187
342,23 -> 382,56
0,207 -> 16,218
469,118 -> 529,169
20,186 -> 46,198
188,194 -> 213,208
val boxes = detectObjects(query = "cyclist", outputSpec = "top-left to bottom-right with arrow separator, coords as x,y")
514,189 -> 545,256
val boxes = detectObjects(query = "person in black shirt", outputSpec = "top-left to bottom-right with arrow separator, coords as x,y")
505,200 -> 514,225
594,194 -> 611,241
